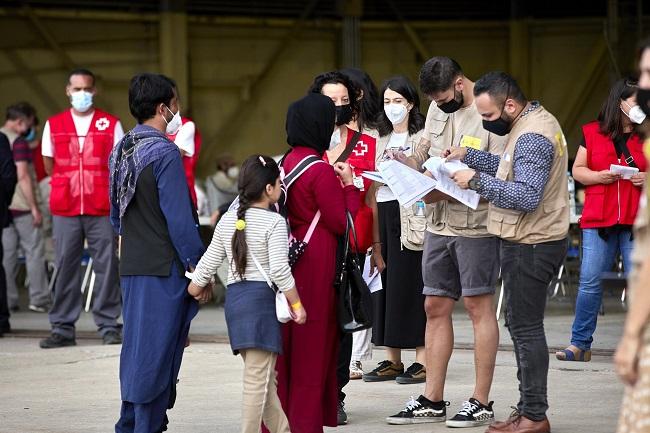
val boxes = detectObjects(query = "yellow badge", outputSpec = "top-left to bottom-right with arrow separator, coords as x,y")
554,132 -> 567,157
459,135 -> 482,150
644,138 -> 650,161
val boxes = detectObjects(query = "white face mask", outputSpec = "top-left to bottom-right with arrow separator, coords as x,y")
329,128 -> 341,150
70,90 -> 93,113
163,105 -> 182,135
227,166 -> 239,179
622,101 -> 647,124
384,103 -> 408,125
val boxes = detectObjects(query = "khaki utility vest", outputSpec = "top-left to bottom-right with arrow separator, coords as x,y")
487,105 -> 569,244
375,129 -> 426,250
421,102 -> 505,237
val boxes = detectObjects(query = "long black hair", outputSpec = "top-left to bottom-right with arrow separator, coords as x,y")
376,76 -> 426,137
232,154 -> 280,279
597,77 -> 638,141
308,71 -> 361,123
340,67 -> 381,131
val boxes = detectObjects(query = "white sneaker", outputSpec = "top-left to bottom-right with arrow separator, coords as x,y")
349,360 -> 363,380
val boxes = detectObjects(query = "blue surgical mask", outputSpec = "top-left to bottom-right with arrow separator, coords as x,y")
70,90 -> 93,113
23,127 -> 35,142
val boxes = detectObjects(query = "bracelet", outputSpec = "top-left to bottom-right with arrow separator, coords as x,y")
373,241 -> 382,245
291,301 -> 302,310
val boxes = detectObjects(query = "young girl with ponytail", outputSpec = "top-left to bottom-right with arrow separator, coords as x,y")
189,154 -> 306,433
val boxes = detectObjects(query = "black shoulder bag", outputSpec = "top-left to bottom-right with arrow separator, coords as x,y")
335,130 -> 363,164
335,211 -> 373,333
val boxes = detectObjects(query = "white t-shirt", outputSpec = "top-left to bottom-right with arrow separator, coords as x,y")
41,109 -> 124,157
172,120 -> 195,157
376,131 -> 409,203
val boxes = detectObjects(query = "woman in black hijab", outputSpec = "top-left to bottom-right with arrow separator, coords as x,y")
269,93 -> 359,433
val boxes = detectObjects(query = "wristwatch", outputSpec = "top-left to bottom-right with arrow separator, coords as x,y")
468,172 -> 482,191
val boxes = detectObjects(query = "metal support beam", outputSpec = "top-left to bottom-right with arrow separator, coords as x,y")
384,0 -> 431,62
197,0 -> 320,176
21,4 -> 76,70
509,19 -> 530,96
3,49 -> 62,113
339,0 -> 362,68
160,1 -> 189,110
557,39 -> 608,135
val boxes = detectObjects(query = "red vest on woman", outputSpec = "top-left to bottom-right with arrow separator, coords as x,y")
325,126 -> 376,252
48,109 -> 118,217
580,121 -> 646,228
167,117 -> 201,207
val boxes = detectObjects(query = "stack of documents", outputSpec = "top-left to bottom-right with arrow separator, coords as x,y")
422,157 -> 480,210
362,160 -> 436,207
610,164 -> 639,180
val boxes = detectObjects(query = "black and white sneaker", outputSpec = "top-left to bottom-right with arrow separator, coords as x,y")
445,398 -> 494,428
386,395 -> 448,425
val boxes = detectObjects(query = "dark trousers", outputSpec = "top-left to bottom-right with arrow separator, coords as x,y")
501,238 -> 567,421
115,385 -> 172,433
336,252 -> 365,403
49,215 -> 121,338
0,235 -> 9,331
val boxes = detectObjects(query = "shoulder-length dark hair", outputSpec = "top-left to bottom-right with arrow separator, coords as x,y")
598,77 -> 639,140
339,68 -> 381,131
308,71 -> 361,123
376,76 -> 426,137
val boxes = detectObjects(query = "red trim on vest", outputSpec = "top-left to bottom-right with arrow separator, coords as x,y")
324,127 -> 376,252
580,121 -> 646,228
167,117 -> 201,206
48,108 -> 118,216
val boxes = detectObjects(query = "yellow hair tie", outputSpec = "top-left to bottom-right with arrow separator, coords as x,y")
235,219 -> 246,231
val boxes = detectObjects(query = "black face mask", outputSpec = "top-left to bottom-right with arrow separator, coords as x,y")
637,88 -> 650,117
335,104 -> 353,126
482,113 -> 511,136
437,90 -> 463,114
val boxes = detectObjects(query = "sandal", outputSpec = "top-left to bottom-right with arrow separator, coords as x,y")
555,345 -> 591,362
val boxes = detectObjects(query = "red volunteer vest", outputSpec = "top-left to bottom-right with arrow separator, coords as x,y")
167,117 -> 201,207
49,108 -> 118,217
580,121 -> 646,228
325,126 -> 376,252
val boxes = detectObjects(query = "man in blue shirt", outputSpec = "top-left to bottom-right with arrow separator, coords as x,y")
109,73 -> 210,433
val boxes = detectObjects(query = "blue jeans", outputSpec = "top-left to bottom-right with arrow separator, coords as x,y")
570,228 -> 633,351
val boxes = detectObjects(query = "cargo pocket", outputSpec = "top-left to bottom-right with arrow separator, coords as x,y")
49,176 -> 71,213
491,211 -> 522,239
580,185 -> 605,224
93,175 -> 111,212
404,213 -> 426,249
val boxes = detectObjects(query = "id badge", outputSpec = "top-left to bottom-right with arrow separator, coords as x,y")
353,175 -> 365,191
460,135 -> 482,150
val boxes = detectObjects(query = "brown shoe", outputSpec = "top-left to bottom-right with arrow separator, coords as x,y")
489,406 -> 520,429
362,360 -> 404,382
486,416 -> 550,433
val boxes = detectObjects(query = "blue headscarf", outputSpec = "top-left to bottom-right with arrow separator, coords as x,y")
109,125 -> 177,229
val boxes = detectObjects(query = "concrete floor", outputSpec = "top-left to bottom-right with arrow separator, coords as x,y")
0,300 -> 626,433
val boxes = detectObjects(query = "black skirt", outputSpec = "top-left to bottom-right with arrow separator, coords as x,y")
371,200 -> 426,348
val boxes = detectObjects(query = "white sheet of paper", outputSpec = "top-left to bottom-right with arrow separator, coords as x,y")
422,157 -> 480,210
363,256 -> 383,293
422,156 -> 469,176
610,164 -> 639,180
377,160 -> 437,207
361,171 -> 386,183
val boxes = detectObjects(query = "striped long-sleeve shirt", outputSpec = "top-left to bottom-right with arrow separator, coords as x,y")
191,207 -> 296,292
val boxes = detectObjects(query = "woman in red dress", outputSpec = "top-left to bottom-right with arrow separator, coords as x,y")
272,93 -> 360,433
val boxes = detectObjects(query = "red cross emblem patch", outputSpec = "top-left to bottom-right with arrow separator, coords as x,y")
352,141 -> 368,157
95,117 -> 110,131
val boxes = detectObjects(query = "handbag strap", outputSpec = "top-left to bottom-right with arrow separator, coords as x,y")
248,250 -> 275,292
335,130 -> 363,163
283,155 -> 325,188
613,134 -> 638,168
304,211 -> 321,243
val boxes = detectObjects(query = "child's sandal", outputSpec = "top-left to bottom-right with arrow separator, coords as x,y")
555,345 -> 591,362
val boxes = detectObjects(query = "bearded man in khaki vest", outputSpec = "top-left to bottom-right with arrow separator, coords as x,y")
448,71 -> 569,433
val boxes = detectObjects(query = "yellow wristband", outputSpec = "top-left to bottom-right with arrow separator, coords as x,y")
291,301 -> 302,310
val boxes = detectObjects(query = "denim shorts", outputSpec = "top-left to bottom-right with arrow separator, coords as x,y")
422,232 -> 500,300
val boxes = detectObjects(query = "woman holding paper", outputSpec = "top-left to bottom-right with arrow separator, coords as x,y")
558,77 -> 647,362
363,76 -> 427,383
